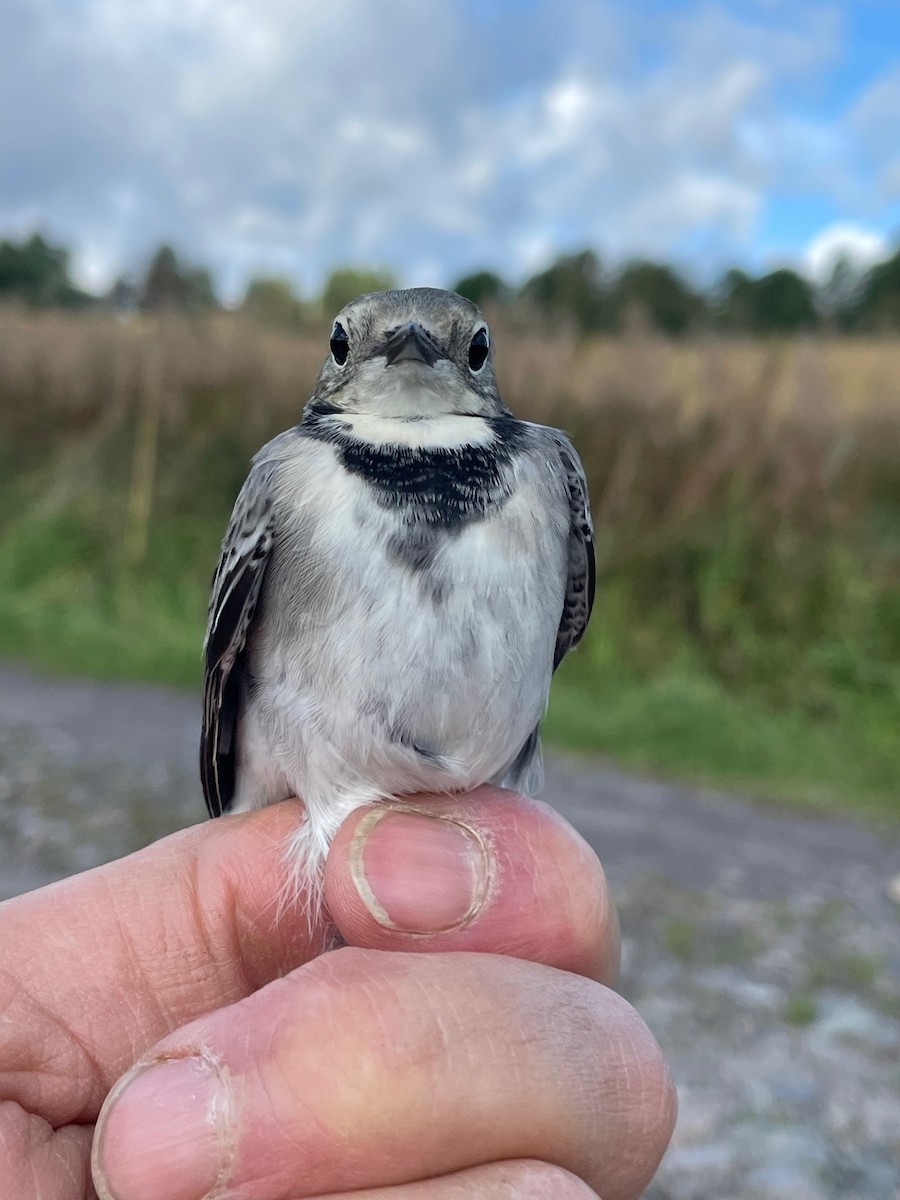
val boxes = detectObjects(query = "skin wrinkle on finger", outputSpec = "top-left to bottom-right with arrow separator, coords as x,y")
0,965 -> 107,1123
44,1124 -> 97,1200
304,1159 -> 601,1197
105,874 -> 181,1057
186,839 -> 260,1006
558,836 -> 618,983
3,863 -> 239,1123
569,1017 -> 677,1193
0,802 -> 319,1128
149,814 -> 299,1010
0,1102 -> 95,1200
517,812 -> 615,981
193,813 -> 325,991
617,1031 -> 677,1187
95,949 -> 672,1200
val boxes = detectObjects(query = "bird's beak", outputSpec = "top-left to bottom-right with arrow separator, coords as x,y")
379,322 -> 444,368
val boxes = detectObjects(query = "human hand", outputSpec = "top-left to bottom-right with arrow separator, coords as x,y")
0,789 -> 675,1199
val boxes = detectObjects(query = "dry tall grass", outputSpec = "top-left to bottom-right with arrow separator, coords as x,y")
6,306 -> 900,436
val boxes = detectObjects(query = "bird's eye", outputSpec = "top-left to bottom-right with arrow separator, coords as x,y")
330,321 -> 349,366
468,326 -> 490,372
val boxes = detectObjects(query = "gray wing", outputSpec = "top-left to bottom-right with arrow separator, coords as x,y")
545,428 -> 595,670
200,458 -> 279,817
501,426 -> 595,794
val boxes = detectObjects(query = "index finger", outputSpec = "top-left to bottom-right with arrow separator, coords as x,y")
0,801 -> 317,1126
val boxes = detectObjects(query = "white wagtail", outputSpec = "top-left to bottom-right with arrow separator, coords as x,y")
201,287 -> 594,908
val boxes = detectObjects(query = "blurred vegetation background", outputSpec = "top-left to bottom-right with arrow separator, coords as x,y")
1,233 -> 898,820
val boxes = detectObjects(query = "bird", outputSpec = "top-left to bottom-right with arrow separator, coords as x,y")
200,287 -> 594,913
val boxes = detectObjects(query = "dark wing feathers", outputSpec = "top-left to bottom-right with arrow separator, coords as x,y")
502,427 -> 595,792
546,430 -> 595,671
200,465 -> 277,817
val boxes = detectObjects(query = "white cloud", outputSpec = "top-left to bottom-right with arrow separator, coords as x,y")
804,222 -> 889,282
0,0 -> 883,293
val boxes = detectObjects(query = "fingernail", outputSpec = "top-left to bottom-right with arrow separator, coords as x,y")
350,807 -> 491,932
92,1055 -> 231,1200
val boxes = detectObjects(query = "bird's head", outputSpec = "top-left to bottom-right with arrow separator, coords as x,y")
311,287 -> 505,418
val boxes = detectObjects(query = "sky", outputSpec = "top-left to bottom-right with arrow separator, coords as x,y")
2,0 -> 900,299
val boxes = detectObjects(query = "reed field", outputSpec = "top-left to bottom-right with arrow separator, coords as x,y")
0,306 -> 898,817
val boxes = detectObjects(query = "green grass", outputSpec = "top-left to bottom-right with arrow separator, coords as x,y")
783,992 -> 819,1027
806,953 -> 883,991
0,497 -> 207,686
544,573 -> 900,821
546,664 -> 900,822
662,918 -> 698,961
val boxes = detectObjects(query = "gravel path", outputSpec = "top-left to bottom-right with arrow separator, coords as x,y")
1,664 -> 897,1199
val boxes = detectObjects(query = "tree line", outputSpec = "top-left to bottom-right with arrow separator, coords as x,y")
3,233 -> 900,335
